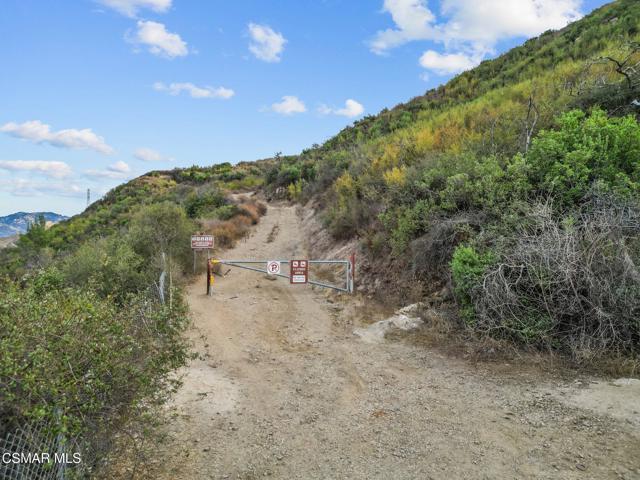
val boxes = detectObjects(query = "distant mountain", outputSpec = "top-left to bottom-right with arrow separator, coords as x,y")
0,212 -> 68,237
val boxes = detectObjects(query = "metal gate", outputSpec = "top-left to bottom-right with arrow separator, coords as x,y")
207,254 -> 355,294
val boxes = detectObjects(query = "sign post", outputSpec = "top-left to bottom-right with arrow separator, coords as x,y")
191,234 -> 215,273
290,259 -> 308,284
207,258 -> 211,295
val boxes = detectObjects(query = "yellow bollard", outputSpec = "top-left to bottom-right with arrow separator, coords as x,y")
207,259 -> 220,296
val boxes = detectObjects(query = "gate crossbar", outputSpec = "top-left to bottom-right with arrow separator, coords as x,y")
216,259 -> 353,293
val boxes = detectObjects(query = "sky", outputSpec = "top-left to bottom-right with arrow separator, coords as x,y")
0,0 -> 610,216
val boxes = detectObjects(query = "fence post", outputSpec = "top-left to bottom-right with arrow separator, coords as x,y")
206,259 -> 211,295
55,408 -> 66,480
158,271 -> 166,304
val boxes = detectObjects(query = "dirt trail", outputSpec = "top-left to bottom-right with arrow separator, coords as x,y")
158,203 -> 640,480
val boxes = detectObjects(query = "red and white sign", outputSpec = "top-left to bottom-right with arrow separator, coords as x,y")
290,259 -> 308,284
266,260 -> 281,276
191,234 -> 214,249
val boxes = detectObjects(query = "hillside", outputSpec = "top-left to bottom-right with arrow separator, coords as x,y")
264,0 -> 639,197
0,161 -> 267,275
0,211 -> 67,237
263,0 -> 639,201
261,0 -> 640,357
317,0 -> 638,156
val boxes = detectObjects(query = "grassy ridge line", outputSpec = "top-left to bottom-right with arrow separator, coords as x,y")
323,0 -> 637,153
265,1 -> 639,204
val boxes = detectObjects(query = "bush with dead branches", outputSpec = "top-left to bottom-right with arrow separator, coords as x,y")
468,195 -> 640,358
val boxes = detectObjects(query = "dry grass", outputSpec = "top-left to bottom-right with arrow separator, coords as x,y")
210,219 -> 247,248
237,203 -> 260,224
255,201 -> 267,216
206,199 -> 267,249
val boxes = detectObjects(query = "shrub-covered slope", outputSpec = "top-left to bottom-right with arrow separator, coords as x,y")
263,0 -> 640,358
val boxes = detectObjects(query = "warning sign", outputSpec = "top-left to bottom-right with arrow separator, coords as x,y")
266,260 -> 281,276
290,259 -> 308,284
191,234 -> 214,249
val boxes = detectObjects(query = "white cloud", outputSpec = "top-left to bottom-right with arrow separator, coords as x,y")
98,0 -> 171,17
153,82 -> 234,99
371,0 -> 583,73
248,23 -> 286,63
318,99 -> 365,118
0,120 -> 114,154
0,179 -> 83,198
370,0 -> 437,54
372,0 -> 582,53
419,50 -> 478,74
270,96 -> 306,115
317,104 -> 332,115
0,160 -> 73,179
86,161 -> 132,179
131,20 -> 188,58
134,147 -> 172,162
439,0 -> 582,50
108,160 -> 131,173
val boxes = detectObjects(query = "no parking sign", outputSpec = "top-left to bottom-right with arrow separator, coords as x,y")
266,260 -> 281,276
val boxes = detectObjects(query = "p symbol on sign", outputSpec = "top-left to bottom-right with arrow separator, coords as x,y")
266,261 -> 281,276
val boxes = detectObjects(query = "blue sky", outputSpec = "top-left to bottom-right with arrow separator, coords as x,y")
0,0 -> 609,216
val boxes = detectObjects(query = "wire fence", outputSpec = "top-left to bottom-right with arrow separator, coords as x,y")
0,419 -> 86,480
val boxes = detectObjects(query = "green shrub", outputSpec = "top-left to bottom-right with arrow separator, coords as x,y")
222,174 -> 263,191
184,189 -> 227,218
526,109 -> 640,207
384,200 -> 432,254
451,245 -> 496,324
213,204 -> 239,220
128,202 -> 195,275
0,281 -> 189,463
60,237 -> 147,301
219,170 -> 245,182
287,180 -> 304,200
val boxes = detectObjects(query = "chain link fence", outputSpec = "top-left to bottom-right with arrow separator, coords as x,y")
0,419 -> 87,480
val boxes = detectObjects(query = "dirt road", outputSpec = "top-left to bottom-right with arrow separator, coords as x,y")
157,203 -> 640,480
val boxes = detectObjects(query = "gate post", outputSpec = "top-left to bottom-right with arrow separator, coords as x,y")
349,253 -> 356,293
206,259 -> 211,295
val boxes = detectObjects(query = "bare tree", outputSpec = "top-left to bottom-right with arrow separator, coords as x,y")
569,41 -> 640,115
596,41 -> 640,90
